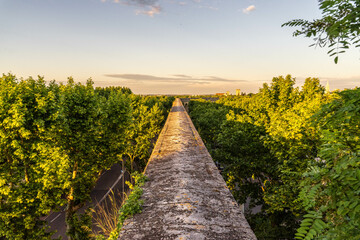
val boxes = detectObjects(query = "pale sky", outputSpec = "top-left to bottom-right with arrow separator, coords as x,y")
1,0 -> 359,94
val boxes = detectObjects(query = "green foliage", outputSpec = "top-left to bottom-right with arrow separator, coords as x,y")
296,88 -> 360,240
124,95 -> 174,172
54,78 -> 131,239
295,211 -> 327,240
97,90 -> 131,168
0,74 -> 69,239
262,77 -> 325,215
0,73 -> 173,239
95,86 -> 132,97
282,0 -> 360,63
246,210 -> 301,240
190,78 -> 359,239
107,172 -> 147,240
189,99 -> 230,148
66,209 -> 93,240
214,112 -> 276,205
189,75 -> 328,239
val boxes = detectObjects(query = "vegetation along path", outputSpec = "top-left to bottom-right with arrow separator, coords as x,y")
119,98 -> 256,240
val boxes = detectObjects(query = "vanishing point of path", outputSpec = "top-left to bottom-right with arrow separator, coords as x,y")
119,99 -> 257,240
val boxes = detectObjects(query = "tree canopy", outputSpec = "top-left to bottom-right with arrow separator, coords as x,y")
189,77 -> 360,239
0,74 -> 174,239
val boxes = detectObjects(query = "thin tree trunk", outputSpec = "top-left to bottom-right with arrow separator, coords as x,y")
130,156 -> 135,185
66,162 -> 78,240
65,195 -> 75,239
122,159 -> 125,200
24,162 -> 30,183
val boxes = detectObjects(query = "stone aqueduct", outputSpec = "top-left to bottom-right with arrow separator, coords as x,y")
118,99 -> 256,240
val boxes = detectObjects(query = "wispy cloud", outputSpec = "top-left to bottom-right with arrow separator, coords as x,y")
102,0 -> 162,16
172,74 -> 192,78
104,74 -> 248,84
123,0 -> 159,6
136,5 -> 161,16
101,0 -> 221,16
243,5 -> 256,14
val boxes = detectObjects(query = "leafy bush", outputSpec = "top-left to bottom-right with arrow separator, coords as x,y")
107,172 -> 147,240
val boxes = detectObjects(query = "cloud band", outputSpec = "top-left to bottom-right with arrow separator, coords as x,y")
104,74 -> 248,84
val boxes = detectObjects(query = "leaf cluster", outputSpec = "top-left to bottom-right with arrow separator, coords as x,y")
282,0 -> 360,63
107,172 -> 147,240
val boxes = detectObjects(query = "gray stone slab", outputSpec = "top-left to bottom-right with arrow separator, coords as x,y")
119,99 -> 257,240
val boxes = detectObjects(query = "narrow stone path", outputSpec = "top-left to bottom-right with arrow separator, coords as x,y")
119,99 -> 257,240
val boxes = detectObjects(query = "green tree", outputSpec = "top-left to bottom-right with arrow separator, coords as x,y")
263,77 -> 325,216
283,0 -> 360,63
189,99 -> 230,149
96,90 -> 131,170
94,86 -> 132,98
55,78 -> 131,239
0,74 -> 69,239
124,95 -> 165,173
214,111 -> 276,206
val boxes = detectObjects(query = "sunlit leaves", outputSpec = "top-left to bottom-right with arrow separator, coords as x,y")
0,74 -> 68,239
297,88 -> 360,239
189,75 -> 328,239
124,95 -> 173,172
0,73 -> 173,239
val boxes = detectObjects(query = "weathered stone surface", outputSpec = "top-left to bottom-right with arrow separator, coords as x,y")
119,99 -> 257,240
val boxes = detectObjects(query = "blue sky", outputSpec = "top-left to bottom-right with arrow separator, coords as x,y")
0,0 -> 359,94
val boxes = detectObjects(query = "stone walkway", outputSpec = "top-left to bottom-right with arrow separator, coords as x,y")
119,99 -> 257,240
